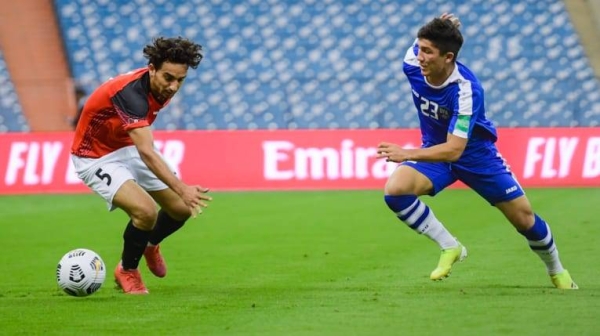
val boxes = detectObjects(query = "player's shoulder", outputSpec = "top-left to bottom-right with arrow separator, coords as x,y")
120,67 -> 148,78
450,63 -> 483,96
94,68 -> 149,102
108,68 -> 149,89
455,63 -> 481,86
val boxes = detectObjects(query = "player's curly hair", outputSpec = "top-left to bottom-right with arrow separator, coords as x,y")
418,18 -> 463,62
143,37 -> 204,70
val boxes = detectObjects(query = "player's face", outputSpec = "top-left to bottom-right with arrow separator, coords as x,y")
149,62 -> 189,103
416,39 -> 454,78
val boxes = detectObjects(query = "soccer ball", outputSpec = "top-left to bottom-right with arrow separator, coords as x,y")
56,248 -> 106,297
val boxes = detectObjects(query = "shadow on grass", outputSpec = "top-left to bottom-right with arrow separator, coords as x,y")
3,281 -> 597,302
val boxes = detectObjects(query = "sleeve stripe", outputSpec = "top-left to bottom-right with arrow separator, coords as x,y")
457,80 -> 473,116
452,80 -> 474,138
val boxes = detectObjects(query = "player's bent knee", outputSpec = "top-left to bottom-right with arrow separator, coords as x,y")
384,182 -> 414,196
384,174 -> 416,196
511,208 -> 535,231
129,206 -> 159,230
159,200 -> 192,221
497,197 -> 535,230
164,206 -> 191,222
384,165 -> 433,196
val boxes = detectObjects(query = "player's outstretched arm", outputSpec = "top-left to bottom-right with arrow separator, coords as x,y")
128,126 -> 211,217
377,133 -> 467,163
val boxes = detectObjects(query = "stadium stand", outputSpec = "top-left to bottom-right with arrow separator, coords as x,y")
0,49 -> 28,132
4,0 -> 599,131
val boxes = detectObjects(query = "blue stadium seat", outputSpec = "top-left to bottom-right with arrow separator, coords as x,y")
54,0 -> 600,129
0,49 -> 28,132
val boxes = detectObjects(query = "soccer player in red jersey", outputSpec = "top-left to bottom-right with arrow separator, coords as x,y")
71,37 -> 211,294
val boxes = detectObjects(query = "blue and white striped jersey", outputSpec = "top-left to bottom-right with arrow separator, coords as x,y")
403,41 -> 498,150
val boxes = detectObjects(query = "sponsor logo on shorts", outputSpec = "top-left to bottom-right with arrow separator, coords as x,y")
505,186 -> 518,194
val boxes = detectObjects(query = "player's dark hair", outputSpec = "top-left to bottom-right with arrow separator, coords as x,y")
417,18 -> 463,62
143,37 -> 203,70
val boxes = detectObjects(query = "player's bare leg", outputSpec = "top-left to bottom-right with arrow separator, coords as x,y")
143,188 -> 194,277
112,180 -> 157,294
496,195 -> 577,289
384,165 -> 466,280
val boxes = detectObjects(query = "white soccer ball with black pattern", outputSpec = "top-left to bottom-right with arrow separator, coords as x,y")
56,248 -> 106,297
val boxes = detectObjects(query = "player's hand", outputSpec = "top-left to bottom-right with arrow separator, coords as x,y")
440,12 -> 461,28
377,142 -> 411,163
180,185 -> 212,218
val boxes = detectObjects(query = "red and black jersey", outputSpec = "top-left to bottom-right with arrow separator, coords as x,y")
71,67 -> 170,158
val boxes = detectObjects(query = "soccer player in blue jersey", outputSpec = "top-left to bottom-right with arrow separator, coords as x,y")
376,13 -> 578,289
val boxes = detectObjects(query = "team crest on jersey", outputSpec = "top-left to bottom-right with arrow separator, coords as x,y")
438,107 -> 450,120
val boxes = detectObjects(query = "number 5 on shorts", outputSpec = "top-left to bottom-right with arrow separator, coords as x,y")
95,168 -> 112,186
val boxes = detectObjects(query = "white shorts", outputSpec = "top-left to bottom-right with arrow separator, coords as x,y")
71,145 -> 175,211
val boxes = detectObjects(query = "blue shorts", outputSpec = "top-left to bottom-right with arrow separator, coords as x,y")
402,142 -> 524,205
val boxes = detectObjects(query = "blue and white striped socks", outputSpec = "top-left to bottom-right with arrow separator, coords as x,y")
384,194 -> 458,249
385,195 -> 564,275
518,214 -> 564,275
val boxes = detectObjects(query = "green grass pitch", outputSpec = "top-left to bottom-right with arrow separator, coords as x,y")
1,188 -> 599,335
